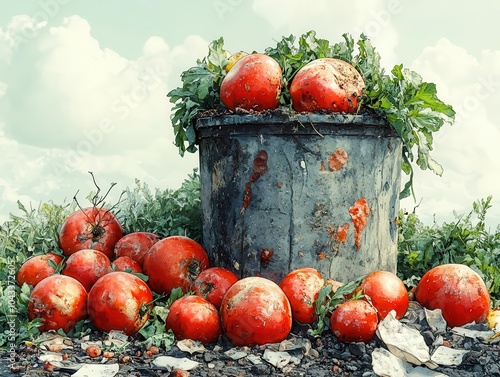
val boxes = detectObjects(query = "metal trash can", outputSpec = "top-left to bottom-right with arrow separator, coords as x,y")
196,111 -> 402,283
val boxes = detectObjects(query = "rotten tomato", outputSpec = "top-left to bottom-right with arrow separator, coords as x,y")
113,231 -> 158,267
16,253 -> 63,288
414,263 -> 491,328
59,207 -> 123,259
143,235 -> 209,295
279,267 -> 324,325
28,275 -> 88,334
166,295 -> 222,345
191,266 -> 239,310
330,299 -> 378,343
61,248 -> 112,292
220,276 -> 292,346
88,271 -> 153,336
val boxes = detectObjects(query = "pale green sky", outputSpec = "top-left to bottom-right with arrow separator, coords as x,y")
1,0 -> 500,226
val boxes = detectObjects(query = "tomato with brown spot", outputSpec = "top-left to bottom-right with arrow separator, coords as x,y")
16,253 -> 63,288
191,267 -> 239,310
166,295 -> 221,345
143,236 -> 209,295
88,271 -> 153,336
279,267 -> 324,325
59,207 -> 123,258
290,58 -> 365,113
28,275 -> 88,333
220,276 -> 292,346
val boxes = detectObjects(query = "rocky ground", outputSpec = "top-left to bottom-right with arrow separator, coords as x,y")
2,303 -> 500,377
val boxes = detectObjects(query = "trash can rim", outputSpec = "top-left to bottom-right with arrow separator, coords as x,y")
195,112 -> 387,128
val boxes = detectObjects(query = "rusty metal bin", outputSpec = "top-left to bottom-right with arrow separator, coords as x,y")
196,112 -> 402,283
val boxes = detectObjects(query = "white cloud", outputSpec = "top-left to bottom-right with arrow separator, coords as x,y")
400,38 -> 500,228
252,0 -> 402,68
0,15 -> 206,222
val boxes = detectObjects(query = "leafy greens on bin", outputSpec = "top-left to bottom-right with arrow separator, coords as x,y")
167,31 -> 455,199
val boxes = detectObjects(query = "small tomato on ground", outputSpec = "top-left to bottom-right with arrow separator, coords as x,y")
166,295 -> 221,345
16,253 -> 63,288
220,276 -> 292,346
414,263 -> 490,328
330,300 -> 378,343
88,271 -> 153,336
359,270 -> 409,320
28,275 -> 88,334
279,267 -> 324,325
191,267 -> 239,310
143,236 -> 209,295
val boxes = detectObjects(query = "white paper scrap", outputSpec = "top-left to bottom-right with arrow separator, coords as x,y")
153,356 -> 199,371
71,363 -> 119,377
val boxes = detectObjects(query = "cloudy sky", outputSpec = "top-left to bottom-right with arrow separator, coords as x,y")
1,1 -> 499,228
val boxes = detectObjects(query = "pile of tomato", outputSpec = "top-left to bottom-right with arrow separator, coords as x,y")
16,53 -> 492,347
17,201 -> 491,347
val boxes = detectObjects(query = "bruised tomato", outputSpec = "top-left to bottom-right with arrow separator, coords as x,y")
220,276 -> 292,346
220,53 -> 282,111
16,253 -> 63,288
166,295 -> 221,345
28,275 -> 88,333
330,300 -> 378,343
113,231 -> 157,267
414,264 -> 490,328
143,236 -> 209,295
359,270 -> 409,320
191,267 -> 239,310
62,249 -> 111,292
88,271 -> 153,336
113,256 -> 143,274
59,207 -> 123,258
279,267 -> 324,325
290,58 -> 365,113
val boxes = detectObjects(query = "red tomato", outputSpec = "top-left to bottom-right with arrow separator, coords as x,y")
28,275 -> 88,333
16,253 -> 63,288
59,207 -> 123,258
143,236 -> 209,295
88,271 -> 153,336
279,267 -> 324,325
191,267 -> 239,310
220,276 -> 292,346
359,270 -> 409,320
113,231 -> 158,267
290,58 -> 365,113
166,295 -> 221,344
414,264 -> 491,328
330,300 -> 378,343
62,249 -> 112,292
113,256 -> 143,274
220,53 -> 282,111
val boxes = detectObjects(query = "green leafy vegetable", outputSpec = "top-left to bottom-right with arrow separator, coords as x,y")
167,30 -> 455,199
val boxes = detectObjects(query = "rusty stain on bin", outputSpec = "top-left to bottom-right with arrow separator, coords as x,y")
334,223 -> 350,243
349,198 -> 370,250
328,148 -> 348,171
241,150 -> 268,217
